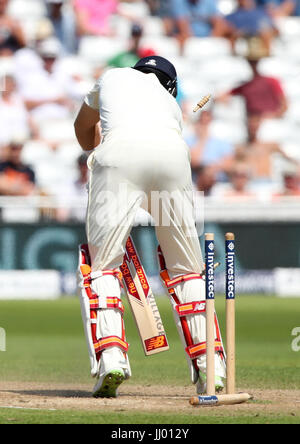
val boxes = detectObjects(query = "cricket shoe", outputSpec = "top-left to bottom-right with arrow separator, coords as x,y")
93,369 -> 125,398
196,371 -> 224,395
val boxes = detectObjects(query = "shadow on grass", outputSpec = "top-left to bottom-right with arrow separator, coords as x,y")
0,387 -> 190,400
0,389 -> 91,399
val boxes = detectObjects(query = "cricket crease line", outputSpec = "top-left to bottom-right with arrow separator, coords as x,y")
0,406 -> 57,411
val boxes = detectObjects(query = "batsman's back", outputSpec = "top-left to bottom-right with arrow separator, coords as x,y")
94,68 -> 183,139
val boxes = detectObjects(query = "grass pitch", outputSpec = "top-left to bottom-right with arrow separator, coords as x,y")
0,295 -> 299,424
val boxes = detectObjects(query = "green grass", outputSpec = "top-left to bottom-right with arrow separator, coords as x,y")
0,295 -> 300,423
0,296 -> 299,388
0,408 -> 299,424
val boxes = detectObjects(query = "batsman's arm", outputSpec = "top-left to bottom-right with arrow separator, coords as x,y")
74,102 -> 101,151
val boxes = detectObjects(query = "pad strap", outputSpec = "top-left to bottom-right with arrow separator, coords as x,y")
94,336 -> 129,355
80,264 -> 124,313
105,297 -> 124,314
91,269 -> 123,285
163,272 -> 203,289
93,296 -> 124,314
186,341 -> 224,360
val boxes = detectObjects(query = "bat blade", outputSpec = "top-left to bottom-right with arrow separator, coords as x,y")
121,236 -> 169,356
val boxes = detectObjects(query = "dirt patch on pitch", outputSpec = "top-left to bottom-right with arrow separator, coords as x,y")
0,382 -> 299,419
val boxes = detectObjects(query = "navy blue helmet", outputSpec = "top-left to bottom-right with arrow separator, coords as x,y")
133,56 -> 178,98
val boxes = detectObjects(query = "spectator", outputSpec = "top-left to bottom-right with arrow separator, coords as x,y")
0,138 -> 36,196
219,43 -> 288,138
107,23 -> 155,68
235,115 -> 296,184
187,109 -> 234,179
294,0 -> 300,14
35,17 -> 56,45
170,0 -> 236,52
148,0 -> 176,36
0,74 -> 38,147
74,0 -> 119,37
234,55 -> 287,124
46,0 -> 78,54
194,165 -> 217,196
19,38 -> 74,123
256,0 -> 296,17
160,0 -> 233,53
13,19 -> 55,83
0,0 -> 26,56
145,0 -> 160,15
212,162 -> 256,200
274,170 -> 300,197
225,0 -> 279,53
56,153 -> 89,221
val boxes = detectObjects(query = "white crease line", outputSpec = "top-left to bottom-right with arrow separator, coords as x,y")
0,406 -> 57,411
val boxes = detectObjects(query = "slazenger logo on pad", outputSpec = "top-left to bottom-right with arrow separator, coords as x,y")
145,59 -> 157,66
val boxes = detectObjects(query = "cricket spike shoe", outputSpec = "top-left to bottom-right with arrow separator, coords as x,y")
93,369 -> 125,398
196,371 -> 224,395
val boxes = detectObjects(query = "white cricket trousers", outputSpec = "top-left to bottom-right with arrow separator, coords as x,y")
86,128 -> 225,382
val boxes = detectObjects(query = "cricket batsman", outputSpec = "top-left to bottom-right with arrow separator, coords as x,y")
74,56 -> 226,398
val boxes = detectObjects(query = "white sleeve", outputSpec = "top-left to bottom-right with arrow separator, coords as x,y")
176,102 -> 184,133
179,109 -> 184,133
84,78 -> 101,110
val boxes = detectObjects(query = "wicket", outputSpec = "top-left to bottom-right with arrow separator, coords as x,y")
190,232 -> 252,407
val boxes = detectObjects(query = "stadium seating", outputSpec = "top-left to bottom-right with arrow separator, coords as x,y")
79,36 -> 127,65
275,17 -> 300,40
259,57 -> 299,81
184,37 -> 232,60
7,0 -> 46,19
2,0 -> 300,206
258,119 -> 299,144
210,119 -> 248,145
38,119 -> 76,144
141,36 -> 180,58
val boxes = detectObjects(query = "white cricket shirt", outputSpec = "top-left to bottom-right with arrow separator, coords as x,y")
84,67 -> 183,138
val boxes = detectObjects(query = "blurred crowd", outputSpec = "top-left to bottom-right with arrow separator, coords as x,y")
0,0 -> 300,222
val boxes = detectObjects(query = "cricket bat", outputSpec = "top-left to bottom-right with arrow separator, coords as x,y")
120,236 -> 169,356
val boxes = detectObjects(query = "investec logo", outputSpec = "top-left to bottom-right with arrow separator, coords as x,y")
207,242 -> 215,299
226,242 -> 235,299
